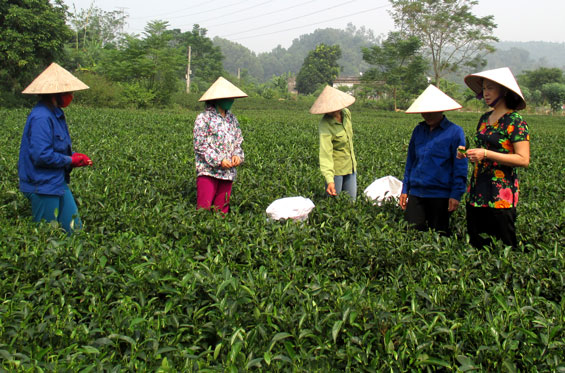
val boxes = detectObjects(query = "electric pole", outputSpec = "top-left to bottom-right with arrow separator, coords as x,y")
186,45 -> 192,93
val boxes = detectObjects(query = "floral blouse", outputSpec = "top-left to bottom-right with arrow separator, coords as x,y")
468,111 -> 529,208
193,105 -> 244,181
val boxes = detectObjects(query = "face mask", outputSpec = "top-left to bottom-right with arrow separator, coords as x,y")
57,93 -> 74,108
216,98 -> 234,111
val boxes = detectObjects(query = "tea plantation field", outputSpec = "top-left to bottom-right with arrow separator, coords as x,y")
0,102 -> 563,371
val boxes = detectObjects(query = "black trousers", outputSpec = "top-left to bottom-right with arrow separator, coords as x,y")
466,205 -> 517,248
405,195 -> 451,234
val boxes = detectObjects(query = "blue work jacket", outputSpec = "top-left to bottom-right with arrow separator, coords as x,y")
18,102 -> 73,196
401,116 -> 468,200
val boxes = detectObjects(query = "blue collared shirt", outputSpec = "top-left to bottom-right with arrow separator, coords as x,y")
401,116 -> 467,200
18,102 -> 73,196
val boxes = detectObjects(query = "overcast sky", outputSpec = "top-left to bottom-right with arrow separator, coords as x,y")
60,0 -> 565,53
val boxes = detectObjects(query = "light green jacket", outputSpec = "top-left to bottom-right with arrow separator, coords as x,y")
318,108 -> 357,184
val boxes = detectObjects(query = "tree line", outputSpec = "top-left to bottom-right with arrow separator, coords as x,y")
1,0 -> 564,112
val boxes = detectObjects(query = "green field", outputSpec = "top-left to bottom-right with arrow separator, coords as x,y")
0,102 -> 564,371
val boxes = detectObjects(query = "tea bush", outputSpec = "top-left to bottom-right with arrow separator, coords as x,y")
0,104 -> 563,371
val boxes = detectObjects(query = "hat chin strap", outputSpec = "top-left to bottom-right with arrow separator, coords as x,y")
487,94 -> 502,108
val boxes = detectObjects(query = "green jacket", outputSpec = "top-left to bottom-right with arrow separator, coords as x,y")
318,108 -> 357,184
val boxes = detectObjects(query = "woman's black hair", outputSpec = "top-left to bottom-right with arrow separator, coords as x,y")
504,90 -> 522,110
39,94 -> 56,109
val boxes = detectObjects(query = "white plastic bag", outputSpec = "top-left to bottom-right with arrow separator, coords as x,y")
363,176 -> 403,206
266,196 -> 315,221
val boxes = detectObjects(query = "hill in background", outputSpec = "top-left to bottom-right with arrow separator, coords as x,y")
214,24 -> 378,82
214,28 -> 565,83
487,41 -> 565,73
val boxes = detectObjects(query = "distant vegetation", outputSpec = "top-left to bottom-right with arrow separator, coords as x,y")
1,1 -> 564,113
213,23 -> 377,82
215,35 -> 565,83
487,41 -> 565,72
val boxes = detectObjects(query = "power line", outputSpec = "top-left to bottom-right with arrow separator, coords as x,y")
229,3 -> 389,41
174,0 -> 274,28
218,0 -> 359,38
128,0 -> 249,20
205,0 -> 318,28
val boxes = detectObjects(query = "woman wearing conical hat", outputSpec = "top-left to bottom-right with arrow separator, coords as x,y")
310,86 -> 357,200
458,67 -> 530,248
399,85 -> 468,234
193,77 -> 247,213
18,62 -> 93,234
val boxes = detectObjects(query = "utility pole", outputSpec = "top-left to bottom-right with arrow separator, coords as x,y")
237,68 -> 240,81
186,45 -> 192,93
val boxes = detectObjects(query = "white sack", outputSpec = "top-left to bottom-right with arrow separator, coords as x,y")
363,176 -> 403,205
266,196 -> 315,221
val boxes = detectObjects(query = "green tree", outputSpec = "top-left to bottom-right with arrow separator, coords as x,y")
541,82 -> 565,112
170,25 -> 224,91
65,4 -> 127,70
518,67 -> 564,106
389,0 -> 497,86
0,0 -> 72,96
519,67 -> 563,91
98,21 -> 185,107
143,21 -> 185,104
296,44 -> 342,95
362,32 -> 428,110
68,4 -> 126,49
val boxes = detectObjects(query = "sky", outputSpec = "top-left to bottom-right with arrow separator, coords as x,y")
60,0 -> 565,53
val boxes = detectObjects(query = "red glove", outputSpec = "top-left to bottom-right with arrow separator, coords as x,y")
71,153 -> 93,167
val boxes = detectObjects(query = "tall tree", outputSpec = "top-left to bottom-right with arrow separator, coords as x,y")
362,32 -> 428,110
389,0 -> 497,86
296,44 -> 341,95
519,67 -> 564,93
170,25 -> 224,91
68,4 -> 127,50
0,0 -> 72,95
541,82 -> 565,112
98,21 -> 185,106
65,4 -> 127,70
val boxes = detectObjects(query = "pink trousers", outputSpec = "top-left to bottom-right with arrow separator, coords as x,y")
196,176 -> 233,213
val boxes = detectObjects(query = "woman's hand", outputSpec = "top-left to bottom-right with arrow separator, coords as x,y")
466,148 -> 487,163
231,155 -> 241,167
448,198 -> 460,212
456,146 -> 467,159
326,182 -> 337,196
221,159 -> 233,169
399,193 -> 408,210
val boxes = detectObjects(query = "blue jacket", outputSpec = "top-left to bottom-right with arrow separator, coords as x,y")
401,116 -> 468,200
18,102 -> 73,196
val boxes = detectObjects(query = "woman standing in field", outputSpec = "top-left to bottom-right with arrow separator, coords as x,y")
193,77 -> 247,213
311,86 -> 357,200
18,62 -> 93,234
459,67 -> 530,248
399,85 -> 468,234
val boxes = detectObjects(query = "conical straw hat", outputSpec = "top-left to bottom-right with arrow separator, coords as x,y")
309,85 -> 355,114
22,62 -> 89,94
464,67 -> 526,110
405,84 -> 462,114
198,77 -> 248,101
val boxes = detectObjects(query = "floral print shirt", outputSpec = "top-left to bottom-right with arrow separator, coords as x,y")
468,111 -> 529,208
193,105 -> 244,181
